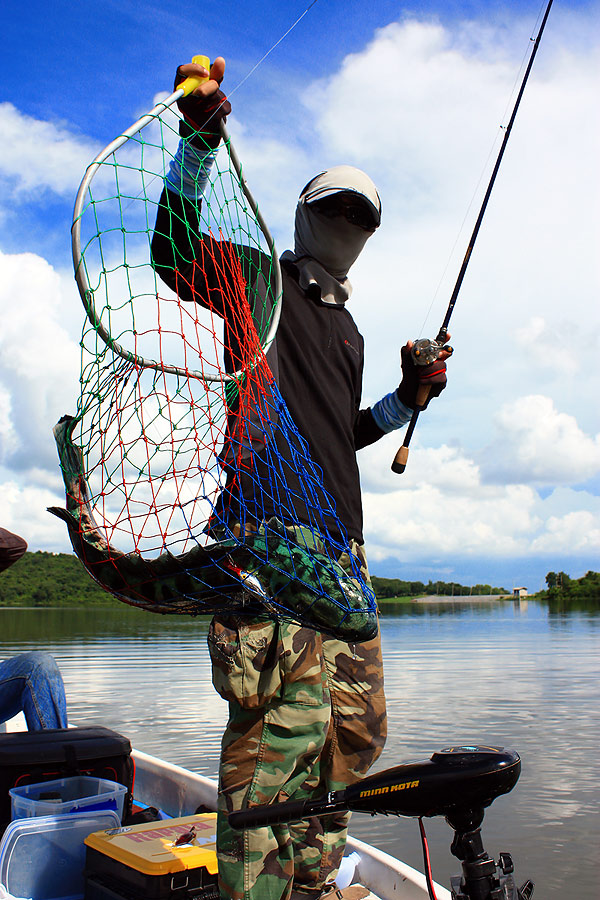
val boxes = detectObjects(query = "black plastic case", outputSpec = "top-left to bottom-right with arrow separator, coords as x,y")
0,726 -> 134,830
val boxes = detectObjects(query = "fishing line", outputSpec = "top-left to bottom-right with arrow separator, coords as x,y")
416,3 -> 549,339
188,0 -> 321,140
226,0 -> 320,101
118,0 -> 321,212
415,135 -> 502,339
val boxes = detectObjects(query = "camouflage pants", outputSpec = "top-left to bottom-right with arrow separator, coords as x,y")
208,544 -> 387,900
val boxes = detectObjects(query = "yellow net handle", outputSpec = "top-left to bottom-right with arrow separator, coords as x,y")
178,55 -> 211,97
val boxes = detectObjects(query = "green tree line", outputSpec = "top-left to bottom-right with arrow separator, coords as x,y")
0,552 -> 511,607
371,576 -> 507,600
0,552 -> 121,607
541,570 -> 600,602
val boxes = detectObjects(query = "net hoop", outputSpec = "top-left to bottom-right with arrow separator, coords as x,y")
71,88 -> 282,383
58,84 -> 379,642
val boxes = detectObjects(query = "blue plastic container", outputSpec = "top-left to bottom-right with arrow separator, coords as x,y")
0,809 -> 120,900
9,776 -> 127,822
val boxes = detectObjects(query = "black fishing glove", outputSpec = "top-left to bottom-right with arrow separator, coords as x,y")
175,67 -> 231,149
396,344 -> 448,410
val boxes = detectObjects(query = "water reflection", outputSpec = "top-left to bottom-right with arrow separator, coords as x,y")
353,601 -> 599,898
0,601 -> 597,899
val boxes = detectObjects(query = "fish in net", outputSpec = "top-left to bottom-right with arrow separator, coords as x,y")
49,78 -> 377,642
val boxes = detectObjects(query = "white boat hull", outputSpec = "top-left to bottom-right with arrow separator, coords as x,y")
132,748 -> 451,900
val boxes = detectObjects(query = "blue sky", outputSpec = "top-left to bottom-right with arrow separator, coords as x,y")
1,0 -> 599,590
5,0 -> 596,140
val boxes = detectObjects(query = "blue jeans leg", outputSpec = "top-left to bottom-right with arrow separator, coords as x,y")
0,652 -> 68,730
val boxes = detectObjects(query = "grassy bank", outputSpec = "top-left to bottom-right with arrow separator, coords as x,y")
0,551 -> 120,607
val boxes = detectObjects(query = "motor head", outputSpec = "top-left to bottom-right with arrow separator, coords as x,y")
344,746 -> 521,820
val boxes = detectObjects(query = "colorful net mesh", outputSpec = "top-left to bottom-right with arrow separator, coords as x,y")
50,95 -> 377,641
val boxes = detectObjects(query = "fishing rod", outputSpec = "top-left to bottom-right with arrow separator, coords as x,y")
392,0 -> 554,474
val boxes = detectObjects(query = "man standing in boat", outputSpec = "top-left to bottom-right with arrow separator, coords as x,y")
152,58 -> 450,900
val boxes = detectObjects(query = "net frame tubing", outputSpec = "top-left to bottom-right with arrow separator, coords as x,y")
71,88 -> 283,383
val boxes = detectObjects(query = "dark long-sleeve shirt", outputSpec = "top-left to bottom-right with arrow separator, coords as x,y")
151,188 -> 384,543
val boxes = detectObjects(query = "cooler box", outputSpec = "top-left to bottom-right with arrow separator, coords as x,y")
0,726 -> 134,831
10,775 -> 128,821
0,808 -> 121,900
84,813 -> 219,900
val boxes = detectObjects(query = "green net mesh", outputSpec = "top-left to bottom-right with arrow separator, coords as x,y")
50,95 -> 377,642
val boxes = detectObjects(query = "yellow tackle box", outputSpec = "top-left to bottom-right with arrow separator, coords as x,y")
84,813 -> 219,899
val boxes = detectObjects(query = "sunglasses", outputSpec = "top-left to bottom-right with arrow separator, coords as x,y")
310,195 -> 379,231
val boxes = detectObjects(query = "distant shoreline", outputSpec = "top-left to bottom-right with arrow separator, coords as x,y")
411,594 -> 513,603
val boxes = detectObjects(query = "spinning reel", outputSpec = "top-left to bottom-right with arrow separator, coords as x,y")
229,745 -> 534,900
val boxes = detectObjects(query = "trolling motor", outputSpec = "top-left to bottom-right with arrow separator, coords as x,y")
229,745 -> 534,900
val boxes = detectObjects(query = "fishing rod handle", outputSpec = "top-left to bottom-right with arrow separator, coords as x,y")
391,384 -> 431,474
391,446 -> 409,474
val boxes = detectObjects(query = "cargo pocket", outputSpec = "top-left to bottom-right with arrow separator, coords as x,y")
279,623 -> 328,707
207,617 -> 283,709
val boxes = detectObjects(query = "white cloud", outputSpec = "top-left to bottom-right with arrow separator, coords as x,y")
531,510 -> 600,555
307,18 -> 520,200
364,480 -> 539,560
0,385 -> 18,459
0,480 -> 68,552
226,117 -> 308,244
0,250 -> 81,470
359,433 -> 600,564
360,438 -> 482,494
360,435 -> 541,560
482,395 -> 600,484
514,317 -> 582,377
0,103 -> 99,199
0,99 -> 181,232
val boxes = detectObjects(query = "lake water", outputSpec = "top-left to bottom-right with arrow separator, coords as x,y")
0,600 -> 597,899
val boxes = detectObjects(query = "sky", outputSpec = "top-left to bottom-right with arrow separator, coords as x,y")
1,0 -> 599,591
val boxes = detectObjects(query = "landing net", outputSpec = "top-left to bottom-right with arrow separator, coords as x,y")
51,91 -> 376,642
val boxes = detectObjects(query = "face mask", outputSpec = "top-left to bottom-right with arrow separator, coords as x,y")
294,206 -> 372,281
294,166 -> 381,281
